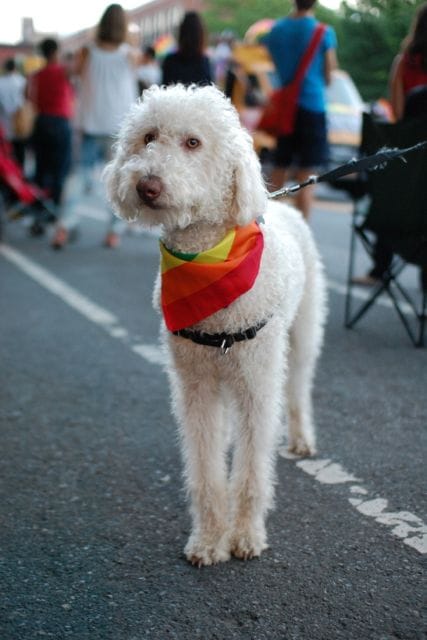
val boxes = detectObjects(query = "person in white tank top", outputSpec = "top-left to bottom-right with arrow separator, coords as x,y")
79,42 -> 138,137
52,4 -> 140,249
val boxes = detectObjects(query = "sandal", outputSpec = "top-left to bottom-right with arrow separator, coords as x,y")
51,227 -> 68,249
103,232 -> 120,248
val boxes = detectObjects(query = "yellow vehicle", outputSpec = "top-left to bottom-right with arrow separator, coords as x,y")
226,43 -> 365,164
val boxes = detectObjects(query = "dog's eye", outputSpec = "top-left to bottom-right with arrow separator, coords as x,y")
144,132 -> 156,145
185,137 -> 200,150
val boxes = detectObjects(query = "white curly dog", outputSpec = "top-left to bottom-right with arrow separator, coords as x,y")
104,84 -> 327,566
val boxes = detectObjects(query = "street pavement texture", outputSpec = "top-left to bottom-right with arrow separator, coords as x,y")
0,189 -> 426,640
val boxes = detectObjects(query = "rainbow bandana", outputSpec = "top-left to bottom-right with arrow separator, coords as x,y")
160,221 -> 264,332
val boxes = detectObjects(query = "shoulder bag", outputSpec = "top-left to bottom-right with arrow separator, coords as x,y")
257,23 -> 326,137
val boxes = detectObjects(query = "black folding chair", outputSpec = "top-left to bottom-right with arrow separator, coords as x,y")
345,112 -> 427,347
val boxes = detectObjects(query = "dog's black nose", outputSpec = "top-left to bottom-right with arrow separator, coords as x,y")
136,176 -> 163,204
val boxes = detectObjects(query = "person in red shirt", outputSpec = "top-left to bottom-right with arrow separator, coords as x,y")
27,38 -> 74,239
390,2 -> 427,121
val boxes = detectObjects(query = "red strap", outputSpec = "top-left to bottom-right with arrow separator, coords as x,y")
292,23 -> 326,87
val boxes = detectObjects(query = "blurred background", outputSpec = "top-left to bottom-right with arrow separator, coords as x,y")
0,0 -> 423,104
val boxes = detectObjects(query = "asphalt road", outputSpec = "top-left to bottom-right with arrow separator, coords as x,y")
0,188 -> 426,640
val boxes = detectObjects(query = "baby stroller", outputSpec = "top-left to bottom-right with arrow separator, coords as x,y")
0,126 -> 56,241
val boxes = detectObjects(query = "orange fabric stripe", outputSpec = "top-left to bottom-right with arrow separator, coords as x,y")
161,251 -> 248,306
161,222 -> 260,306
162,229 -> 264,331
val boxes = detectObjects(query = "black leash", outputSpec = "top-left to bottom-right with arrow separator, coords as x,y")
171,142 -> 427,352
268,141 -> 427,199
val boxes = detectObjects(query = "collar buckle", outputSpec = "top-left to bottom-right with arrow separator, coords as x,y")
220,336 -> 233,355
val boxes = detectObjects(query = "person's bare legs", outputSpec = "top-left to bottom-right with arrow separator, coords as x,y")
268,166 -> 315,220
294,168 -> 316,220
268,166 -> 288,192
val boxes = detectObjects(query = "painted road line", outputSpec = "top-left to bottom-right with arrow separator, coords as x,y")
279,448 -> 427,554
0,244 -> 152,363
2,243 -> 425,555
349,498 -> 427,554
1,244 -> 118,327
1,244 -> 166,368
132,344 -> 166,366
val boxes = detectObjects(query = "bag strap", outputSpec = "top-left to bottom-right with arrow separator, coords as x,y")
291,23 -> 326,87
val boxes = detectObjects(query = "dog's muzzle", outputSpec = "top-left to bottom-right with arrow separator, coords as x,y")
136,175 -> 163,207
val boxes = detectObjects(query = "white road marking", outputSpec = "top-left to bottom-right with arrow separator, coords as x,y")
350,485 -> 368,495
0,244 -> 118,327
278,448 -> 427,554
0,244 -> 158,365
296,457 -> 361,484
108,327 -> 129,339
132,344 -> 166,365
2,243 -> 425,555
349,497 -> 427,553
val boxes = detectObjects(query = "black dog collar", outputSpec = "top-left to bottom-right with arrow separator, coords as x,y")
172,319 -> 269,355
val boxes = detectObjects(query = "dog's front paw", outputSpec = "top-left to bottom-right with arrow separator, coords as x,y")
230,529 -> 268,561
185,534 -> 230,567
288,437 -> 316,458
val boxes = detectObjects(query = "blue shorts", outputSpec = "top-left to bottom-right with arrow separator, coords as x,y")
274,107 -> 329,169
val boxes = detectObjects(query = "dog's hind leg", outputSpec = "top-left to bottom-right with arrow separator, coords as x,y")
229,329 -> 285,560
169,363 -> 230,566
286,257 -> 326,457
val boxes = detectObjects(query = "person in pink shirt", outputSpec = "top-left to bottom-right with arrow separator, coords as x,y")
27,38 -> 74,238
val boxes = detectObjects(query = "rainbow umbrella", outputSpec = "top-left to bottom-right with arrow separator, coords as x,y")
244,18 -> 276,45
153,33 -> 176,59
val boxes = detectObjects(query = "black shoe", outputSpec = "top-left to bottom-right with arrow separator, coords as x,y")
29,220 -> 45,236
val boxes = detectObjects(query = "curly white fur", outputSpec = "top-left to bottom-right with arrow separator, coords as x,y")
104,84 -> 327,566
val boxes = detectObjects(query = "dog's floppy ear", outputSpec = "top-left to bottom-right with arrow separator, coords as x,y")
230,129 -> 268,226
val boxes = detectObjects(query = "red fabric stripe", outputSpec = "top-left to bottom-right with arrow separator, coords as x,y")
161,251 -> 248,307
163,232 -> 264,331
161,223 -> 260,306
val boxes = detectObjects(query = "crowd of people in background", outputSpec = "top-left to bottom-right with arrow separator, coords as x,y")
0,1 -> 426,251
0,4 -> 223,250
53,3 -> 140,248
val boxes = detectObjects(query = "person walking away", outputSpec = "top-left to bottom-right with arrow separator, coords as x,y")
27,39 -> 74,236
262,0 -> 337,220
137,46 -> 161,93
352,2 -> 427,287
0,58 -> 27,167
54,3 -> 139,249
162,12 -> 212,86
